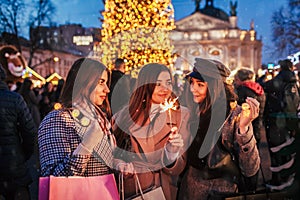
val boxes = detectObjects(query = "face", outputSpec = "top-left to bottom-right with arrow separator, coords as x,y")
90,70 -> 110,106
190,78 -> 208,103
234,75 -> 242,86
151,71 -> 172,104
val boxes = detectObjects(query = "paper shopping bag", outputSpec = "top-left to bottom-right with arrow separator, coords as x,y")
39,174 -> 119,200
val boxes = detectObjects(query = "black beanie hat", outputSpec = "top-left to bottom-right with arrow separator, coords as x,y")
188,58 -> 231,82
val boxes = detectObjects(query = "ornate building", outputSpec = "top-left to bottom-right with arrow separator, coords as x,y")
171,0 -> 262,74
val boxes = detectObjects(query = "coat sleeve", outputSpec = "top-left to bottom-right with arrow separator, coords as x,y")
234,117 -> 260,177
38,111 -> 93,176
16,95 -> 36,160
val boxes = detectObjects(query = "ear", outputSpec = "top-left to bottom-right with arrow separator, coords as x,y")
5,53 -> 10,58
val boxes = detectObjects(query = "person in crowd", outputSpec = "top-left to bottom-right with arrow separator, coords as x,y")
53,78 -> 65,103
0,64 -> 36,200
108,58 -> 131,114
234,68 -> 266,145
178,58 -> 261,199
113,63 -> 190,200
18,78 -> 43,127
233,68 -> 266,193
38,58 -> 129,177
263,59 -> 299,192
39,81 -> 56,119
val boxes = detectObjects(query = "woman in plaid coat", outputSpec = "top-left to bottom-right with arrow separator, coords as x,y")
38,58 -> 118,177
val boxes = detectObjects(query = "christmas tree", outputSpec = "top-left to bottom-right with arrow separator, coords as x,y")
93,0 -> 176,77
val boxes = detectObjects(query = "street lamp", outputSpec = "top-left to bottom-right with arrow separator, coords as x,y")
31,55 -> 59,69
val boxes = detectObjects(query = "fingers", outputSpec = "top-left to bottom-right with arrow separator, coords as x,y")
168,132 -> 184,148
119,162 -> 134,175
245,97 -> 260,118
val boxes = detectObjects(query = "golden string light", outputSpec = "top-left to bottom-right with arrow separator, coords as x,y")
93,0 -> 176,77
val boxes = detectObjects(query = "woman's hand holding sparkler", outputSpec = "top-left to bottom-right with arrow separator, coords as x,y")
165,127 -> 184,154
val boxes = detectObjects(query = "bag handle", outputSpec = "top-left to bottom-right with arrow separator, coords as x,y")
119,173 -> 124,200
134,171 -> 146,200
119,171 -> 146,200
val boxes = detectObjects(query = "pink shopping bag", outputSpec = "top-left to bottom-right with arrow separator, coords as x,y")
38,174 -> 119,200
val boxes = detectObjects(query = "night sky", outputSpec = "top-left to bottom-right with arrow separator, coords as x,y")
51,0 -> 288,64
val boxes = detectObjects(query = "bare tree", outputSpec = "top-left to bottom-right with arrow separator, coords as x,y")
28,0 -> 55,68
0,0 -> 55,67
271,0 -> 300,57
0,0 -> 25,51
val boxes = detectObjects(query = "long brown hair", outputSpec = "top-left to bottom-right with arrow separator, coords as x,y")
114,63 -> 174,148
59,58 -> 111,119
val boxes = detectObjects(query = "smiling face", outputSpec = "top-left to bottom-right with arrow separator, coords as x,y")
151,71 -> 172,104
190,77 -> 208,104
90,70 -> 110,106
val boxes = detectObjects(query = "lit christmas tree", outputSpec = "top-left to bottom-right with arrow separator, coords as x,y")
93,0 -> 176,77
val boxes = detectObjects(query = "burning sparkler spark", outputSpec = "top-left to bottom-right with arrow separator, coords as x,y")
160,97 -> 178,131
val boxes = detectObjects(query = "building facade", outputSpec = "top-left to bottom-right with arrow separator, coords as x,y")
171,0 -> 262,74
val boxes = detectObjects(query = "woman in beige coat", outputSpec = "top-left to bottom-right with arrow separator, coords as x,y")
112,63 -> 190,200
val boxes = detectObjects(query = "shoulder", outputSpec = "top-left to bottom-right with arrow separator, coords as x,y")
177,106 -> 190,116
40,109 -> 73,128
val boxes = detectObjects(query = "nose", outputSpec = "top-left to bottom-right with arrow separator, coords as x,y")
104,84 -> 110,93
190,83 -> 195,92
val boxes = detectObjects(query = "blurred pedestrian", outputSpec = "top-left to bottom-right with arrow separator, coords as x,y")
18,78 -> 43,127
263,59 -> 299,192
109,58 -> 131,114
234,68 -> 266,144
0,64 -> 36,200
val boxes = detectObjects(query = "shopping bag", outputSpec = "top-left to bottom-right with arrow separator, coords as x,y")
119,173 -> 166,200
39,174 -> 119,200
131,186 -> 166,200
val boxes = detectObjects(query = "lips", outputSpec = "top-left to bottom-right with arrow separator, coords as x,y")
99,96 -> 106,100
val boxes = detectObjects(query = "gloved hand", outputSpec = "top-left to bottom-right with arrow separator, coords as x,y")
73,105 -> 104,155
81,119 -> 103,152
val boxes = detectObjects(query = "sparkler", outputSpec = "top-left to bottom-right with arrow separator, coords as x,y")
160,97 -> 178,131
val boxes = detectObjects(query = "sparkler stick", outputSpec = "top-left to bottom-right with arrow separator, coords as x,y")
160,97 -> 178,131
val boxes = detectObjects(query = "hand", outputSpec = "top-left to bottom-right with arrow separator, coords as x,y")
74,105 -> 103,152
239,97 -> 260,133
81,120 -> 103,151
165,127 -> 184,154
117,162 -> 134,176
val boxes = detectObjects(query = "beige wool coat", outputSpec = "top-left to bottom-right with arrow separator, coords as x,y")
113,105 -> 190,200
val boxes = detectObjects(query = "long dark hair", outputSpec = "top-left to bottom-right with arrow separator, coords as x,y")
129,63 -> 172,126
114,63 -> 175,148
59,58 -> 111,119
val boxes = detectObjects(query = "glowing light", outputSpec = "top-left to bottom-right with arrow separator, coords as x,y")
92,0 -> 176,77
160,97 -> 178,130
54,103 -> 62,110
